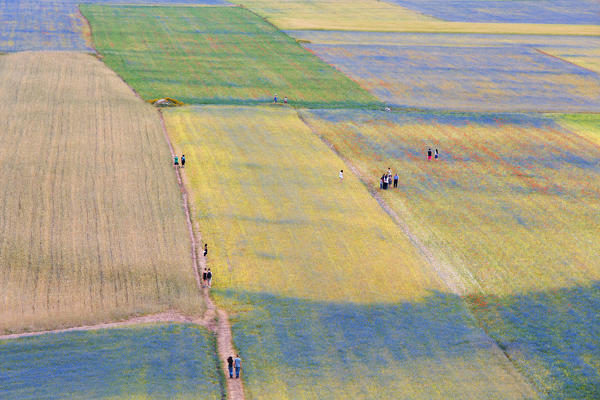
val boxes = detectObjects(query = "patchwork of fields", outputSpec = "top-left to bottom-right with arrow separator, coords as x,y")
163,105 -> 537,399
291,31 -> 600,112
0,52 -> 201,333
300,108 -> 600,397
0,324 -> 223,399
234,0 -> 600,35
82,5 -> 378,107
1,0 -> 600,399
0,0 -> 230,52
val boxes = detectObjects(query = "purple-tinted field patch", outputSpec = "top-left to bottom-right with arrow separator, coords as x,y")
0,0 -> 230,52
304,40 -> 600,112
385,0 -> 600,24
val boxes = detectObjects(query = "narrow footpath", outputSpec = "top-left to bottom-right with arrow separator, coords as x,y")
159,110 -> 245,400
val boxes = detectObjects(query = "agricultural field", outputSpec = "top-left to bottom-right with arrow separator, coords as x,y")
163,105 -> 538,399
0,324 -> 223,399
0,52 -> 201,334
386,0 -> 600,24
300,108 -> 600,398
234,0 -> 599,35
81,4 -> 378,108
292,31 -> 600,112
0,0 -> 229,52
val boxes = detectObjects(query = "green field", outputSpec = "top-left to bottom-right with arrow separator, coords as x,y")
0,324 -> 223,399
81,4 -> 378,108
0,52 -> 201,334
300,109 -> 600,397
163,105 -> 537,399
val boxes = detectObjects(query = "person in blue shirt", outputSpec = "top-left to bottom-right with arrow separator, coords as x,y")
234,355 -> 242,379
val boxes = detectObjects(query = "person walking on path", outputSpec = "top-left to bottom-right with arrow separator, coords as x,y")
174,155 -> 179,167
234,355 -> 242,379
434,149 -> 439,160
427,148 -> 432,160
339,170 -> 344,180
227,356 -> 234,379
207,268 -> 213,288
181,154 -> 186,168
202,268 -> 208,288
393,172 -> 399,188
284,96 -> 288,104
273,94 -> 278,103
204,243 -> 208,257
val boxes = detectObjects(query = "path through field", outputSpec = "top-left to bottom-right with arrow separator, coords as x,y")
158,110 -> 245,400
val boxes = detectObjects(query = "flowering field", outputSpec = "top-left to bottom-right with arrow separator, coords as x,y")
0,0 -> 229,52
0,324 -> 223,399
163,105 -> 537,399
81,5 -> 378,108
387,0 -> 600,24
0,52 -> 201,334
295,32 -> 600,112
300,108 -> 600,398
234,0 -> 598,35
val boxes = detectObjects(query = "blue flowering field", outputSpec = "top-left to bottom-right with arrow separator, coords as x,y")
0,324 -> 223,399
293,31 -> 600,112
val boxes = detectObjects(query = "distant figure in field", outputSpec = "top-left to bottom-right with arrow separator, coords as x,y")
380,174 -> 385,189
202,268 -> 208,287
339,170 -> 344,180
434,149 -> 439,160
234,355 -> 242,378
273,94 -> 278,103
181,154 -> 186,168
427,148 -> 432,161
381,173 -> 388,189
284,96 -> 288,104
207,268 -> 213,288
394,172 -> 399,188
204,243 -> 208,257
174,155 -> 179,167
227,356 -> 234,379
387,167 -> 392,176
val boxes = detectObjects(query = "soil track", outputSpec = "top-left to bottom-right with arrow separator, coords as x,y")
158,110 -> 245,400
0,311 -> 202,341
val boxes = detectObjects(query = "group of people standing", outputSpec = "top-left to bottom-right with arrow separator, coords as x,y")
273,94 -> 288,104
380,168 -> 399,190
173,154 -> 186,168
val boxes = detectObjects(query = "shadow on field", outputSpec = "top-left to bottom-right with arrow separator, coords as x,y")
216,282 -> 600,399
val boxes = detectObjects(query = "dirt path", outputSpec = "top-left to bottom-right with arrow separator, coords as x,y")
159,110 -> 245,400
0,311 -> 203,341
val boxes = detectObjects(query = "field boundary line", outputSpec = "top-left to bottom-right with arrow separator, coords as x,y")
0,311 -> 204,341
534,48 -> 599,74
158,110 -> 245,400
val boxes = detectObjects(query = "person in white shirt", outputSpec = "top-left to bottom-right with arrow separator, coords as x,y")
339,170 -> 344,180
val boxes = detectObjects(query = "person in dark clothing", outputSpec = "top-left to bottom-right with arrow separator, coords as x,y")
393,173 -> 399,188
207,269 -> 213,288
174,155 -> 179,167
227,356 -> 234,379
427,148 -> 432,160
202,268 -> 208,288
181,154 -> 186,168
203,243 -> 208,257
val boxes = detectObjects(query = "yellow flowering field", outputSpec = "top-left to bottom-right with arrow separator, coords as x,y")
163,105 -> 537,399
0,52 -> 201,334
